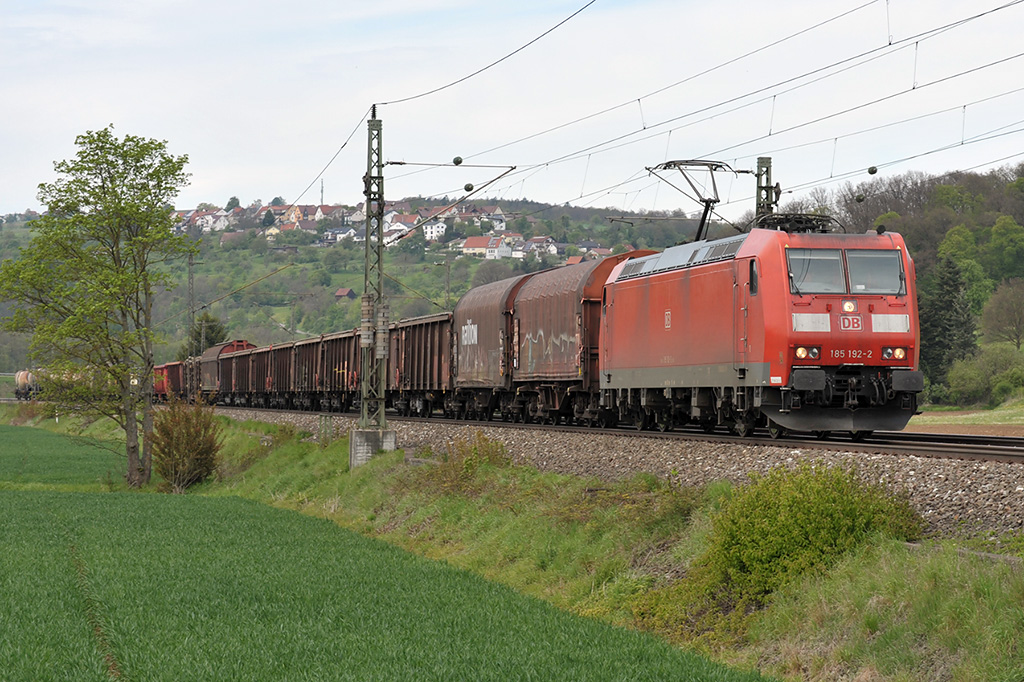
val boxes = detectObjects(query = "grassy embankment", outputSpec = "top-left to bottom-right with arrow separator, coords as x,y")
4,402 -> 1024,681
0,409 -> 765,682
912,396 -> 1024,426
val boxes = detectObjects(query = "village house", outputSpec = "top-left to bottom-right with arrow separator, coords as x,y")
334,287 -> 357,301
421,219 -> 447,242
460,235 -> 491,257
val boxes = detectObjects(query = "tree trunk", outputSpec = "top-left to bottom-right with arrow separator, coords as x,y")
123,388 -> 144,487
141,392 -> 154,486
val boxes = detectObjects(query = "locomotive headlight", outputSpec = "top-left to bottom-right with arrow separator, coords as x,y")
795,346 -> 820,360
842,300 -> 857,313
882,347 -> 907,360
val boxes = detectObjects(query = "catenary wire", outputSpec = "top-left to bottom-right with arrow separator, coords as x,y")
377,1 -> 597,106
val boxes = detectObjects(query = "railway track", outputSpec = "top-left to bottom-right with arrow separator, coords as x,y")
222,405 -> 1024,466
6,397 -> 1020,465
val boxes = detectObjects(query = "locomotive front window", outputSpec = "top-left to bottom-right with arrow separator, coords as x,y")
787,249 -> 845,294
846,250 -> 905,295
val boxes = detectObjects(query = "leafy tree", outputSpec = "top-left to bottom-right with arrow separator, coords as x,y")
308,268 -> 332,288
262,209 -> 277,227
177,311 -> 228,361
958,259 -> 995,317
930,185 -> 981,215
918,257 -> 976,384
271,196 -> 286,206
321,246 -> 348,273
225,196 -> 240,211
471,260 -> 513,288
393,232 -> 426,263
937,224 -> 978,263
0,126 -> 192,487
981,215 -> 1024,281
196,202 -> 219,211
982,278 -> 1024,350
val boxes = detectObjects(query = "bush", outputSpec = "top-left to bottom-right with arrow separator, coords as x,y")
948,345 -> 1024,406
417,431 -> 511,495
633,463 -> 924,647
152,399 -> 224,493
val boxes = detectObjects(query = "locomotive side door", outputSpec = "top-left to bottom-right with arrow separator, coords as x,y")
734,259 -> 754,376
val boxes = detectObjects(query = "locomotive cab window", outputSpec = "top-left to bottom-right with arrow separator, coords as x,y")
787,249 -> 845,294
846,250 -> 905,295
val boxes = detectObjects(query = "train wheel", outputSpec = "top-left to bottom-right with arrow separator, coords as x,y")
657,417 -> 673,432
767,420 -> 787,440
732,417 -> 754,438
700,421 -> 717,434
813,430 -> 831,440
850,430 -> 873,441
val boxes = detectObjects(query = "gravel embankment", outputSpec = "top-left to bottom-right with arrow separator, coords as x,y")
219,408 -> 1024,540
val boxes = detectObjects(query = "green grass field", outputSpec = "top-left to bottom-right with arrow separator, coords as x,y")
0,425 -> 767,681
0,425 -> 124,490
0,374 -> 15,400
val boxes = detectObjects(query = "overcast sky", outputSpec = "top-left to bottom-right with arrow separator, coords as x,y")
3,0 -> 1023,221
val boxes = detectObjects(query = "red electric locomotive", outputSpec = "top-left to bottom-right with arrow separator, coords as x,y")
600,215 -> 923,438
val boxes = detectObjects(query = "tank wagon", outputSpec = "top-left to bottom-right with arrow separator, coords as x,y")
14,370 -> 39,400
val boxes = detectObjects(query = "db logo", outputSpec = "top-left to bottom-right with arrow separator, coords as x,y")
839,315 -> 863,331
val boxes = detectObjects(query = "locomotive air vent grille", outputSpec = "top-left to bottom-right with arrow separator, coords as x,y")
616,236 -> 746,280
616,260 -> 651,280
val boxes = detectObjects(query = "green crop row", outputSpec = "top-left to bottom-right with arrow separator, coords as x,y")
1,469 -> 765,680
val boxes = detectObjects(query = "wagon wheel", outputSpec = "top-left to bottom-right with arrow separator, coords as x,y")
634,411 -> 649,431
850,430 -> 873,442
657,416 -> 673,432
700,420 -> 717,434
813,430 -> 831,440
767,420 -> 787,440
732,417 -> 755,438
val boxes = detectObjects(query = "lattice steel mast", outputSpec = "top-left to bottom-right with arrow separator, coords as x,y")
359,107 -> 388,429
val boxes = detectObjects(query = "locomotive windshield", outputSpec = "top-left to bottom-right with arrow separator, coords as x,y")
787,249 -> 845,294
847,250 -> 905,294
788,248 -> 905,295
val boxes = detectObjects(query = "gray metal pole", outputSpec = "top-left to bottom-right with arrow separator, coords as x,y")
359,107 -> 388,429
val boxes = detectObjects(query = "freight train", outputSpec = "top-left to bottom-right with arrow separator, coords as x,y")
156,214 -> 923,439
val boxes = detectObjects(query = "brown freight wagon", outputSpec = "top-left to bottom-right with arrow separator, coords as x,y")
451,272 -> 538,418
388,312 -> 453,417
165,361 -> 185,400
248,345 -> 273,407
219,346 -> 255,406
293,335 -> 323,411
320,329 -> 361,412
511,252 -> 653,424
195,340 -> 256,400
269,342 -> 294,408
